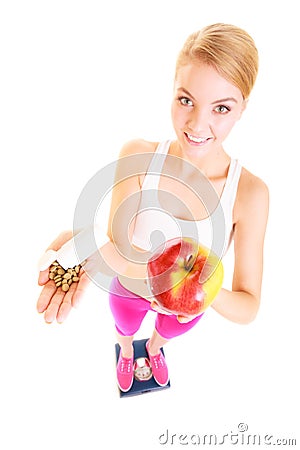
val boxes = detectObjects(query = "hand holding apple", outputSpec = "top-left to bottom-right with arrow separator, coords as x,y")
147,237 -> 224,317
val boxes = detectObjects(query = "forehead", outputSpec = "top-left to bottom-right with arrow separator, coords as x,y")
175,63 -> 243,103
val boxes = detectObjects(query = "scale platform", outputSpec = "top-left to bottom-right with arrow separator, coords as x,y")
115,338 -> 171,397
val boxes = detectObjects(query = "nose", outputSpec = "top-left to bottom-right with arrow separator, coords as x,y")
188,107 -> 210,134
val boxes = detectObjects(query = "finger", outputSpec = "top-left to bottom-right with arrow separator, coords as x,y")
37,280 -> 57,313
150,301 -> 159,311
38,230 -> 73,283
150,301 -> 172,315
43,289 -> 66,324
46,230 -> 73,252
56,282 -> 77,323
177,315 -> 192,323
38,269 -> 50,286
72,272 -> 90,309
177,314 -> 199,323
56,302 -> 73,324
37,249 -> 58,271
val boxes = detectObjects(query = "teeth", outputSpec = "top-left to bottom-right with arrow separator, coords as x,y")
186,133 -> 209,143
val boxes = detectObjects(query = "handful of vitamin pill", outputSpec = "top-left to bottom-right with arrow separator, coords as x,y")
48,261 -> 81,292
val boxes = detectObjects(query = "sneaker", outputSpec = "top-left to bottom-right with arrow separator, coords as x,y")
117,351 -> 134,392
146,340 -> 169,387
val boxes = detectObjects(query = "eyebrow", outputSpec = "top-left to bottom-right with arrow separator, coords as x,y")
178,88 -> 238,104
211,97 -> 238,105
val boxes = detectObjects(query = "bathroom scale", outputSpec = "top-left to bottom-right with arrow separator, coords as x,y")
115,338 -> 171,397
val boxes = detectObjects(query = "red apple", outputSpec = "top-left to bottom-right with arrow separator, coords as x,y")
147,237 -> 224,316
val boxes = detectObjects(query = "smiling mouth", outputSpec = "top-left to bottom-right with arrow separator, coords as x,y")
184,132 -> 213,145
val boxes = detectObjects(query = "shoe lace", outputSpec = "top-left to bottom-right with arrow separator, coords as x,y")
120,357 -> 132,373
152,353 -> 165,370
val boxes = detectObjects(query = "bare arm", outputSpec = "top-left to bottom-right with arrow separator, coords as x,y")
211,172 -> 269,324
37,140 -> 154,323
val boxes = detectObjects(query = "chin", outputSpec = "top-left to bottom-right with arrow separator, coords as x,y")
182,141 -> 214,159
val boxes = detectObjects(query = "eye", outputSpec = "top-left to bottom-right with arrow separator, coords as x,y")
214,105 -> 230,114
178,96 -> 193,107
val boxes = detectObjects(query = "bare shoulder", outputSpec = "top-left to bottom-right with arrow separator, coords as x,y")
235,167 -> 269,222
118,138 -> 159,157
115,139 -> 159,186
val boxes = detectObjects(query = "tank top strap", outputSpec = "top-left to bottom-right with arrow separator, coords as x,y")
140,140 -> 171,190
220,158 -> 242,214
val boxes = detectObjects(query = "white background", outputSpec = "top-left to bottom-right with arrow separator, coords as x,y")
0,0 -> 299,449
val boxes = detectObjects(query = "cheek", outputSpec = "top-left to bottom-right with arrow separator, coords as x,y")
214,116 -> 237,138
171,102 -> 186,127
171,102 -> 178,123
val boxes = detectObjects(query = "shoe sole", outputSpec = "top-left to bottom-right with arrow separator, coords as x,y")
152,377 -> 170,387
117,379 -> 134,393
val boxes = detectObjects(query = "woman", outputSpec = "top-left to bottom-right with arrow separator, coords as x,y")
37,23 -> 269,393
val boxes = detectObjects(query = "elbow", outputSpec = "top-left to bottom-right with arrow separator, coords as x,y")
212,289 -> 261,324
240,312 -> 258,325
239,296 -> 260,325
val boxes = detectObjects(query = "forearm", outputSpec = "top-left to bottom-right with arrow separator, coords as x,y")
211,288 -> 260,324
44,228 -> 148,281
92,240 -> 148,280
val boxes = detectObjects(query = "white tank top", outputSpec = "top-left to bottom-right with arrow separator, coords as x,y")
131,140 -> 242,258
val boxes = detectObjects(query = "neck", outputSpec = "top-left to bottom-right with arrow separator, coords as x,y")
170,140 -> 230,178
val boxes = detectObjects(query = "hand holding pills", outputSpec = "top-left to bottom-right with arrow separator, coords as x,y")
37,231 -> 90,324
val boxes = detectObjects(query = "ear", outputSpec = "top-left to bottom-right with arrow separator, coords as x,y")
238,98 -> 248,120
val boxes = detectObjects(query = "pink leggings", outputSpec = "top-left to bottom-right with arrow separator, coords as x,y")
109,277 -> 204,340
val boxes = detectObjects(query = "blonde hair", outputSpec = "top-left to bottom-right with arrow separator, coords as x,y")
176,23 -> 259,99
